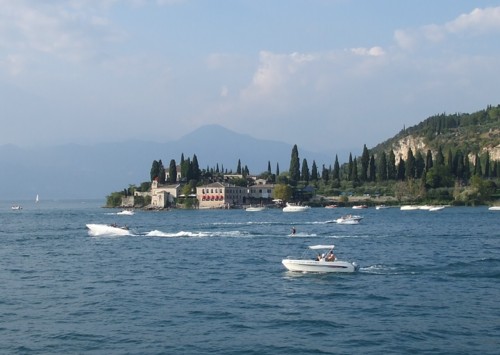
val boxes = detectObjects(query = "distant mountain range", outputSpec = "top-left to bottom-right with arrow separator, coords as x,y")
0,125 -> 336,200
3,105 -> 498,201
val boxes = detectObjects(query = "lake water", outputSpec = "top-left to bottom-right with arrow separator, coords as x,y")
1,201 -> 499,354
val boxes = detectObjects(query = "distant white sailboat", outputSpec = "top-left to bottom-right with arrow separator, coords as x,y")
35,194 -> 39,203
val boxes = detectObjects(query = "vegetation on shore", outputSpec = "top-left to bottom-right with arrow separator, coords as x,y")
106,105 -> 500,208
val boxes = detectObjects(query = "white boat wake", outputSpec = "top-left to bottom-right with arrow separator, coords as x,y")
86,223 -> 132,237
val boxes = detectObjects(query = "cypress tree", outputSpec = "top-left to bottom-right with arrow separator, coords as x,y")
158,160 -> 166,184
168,159 -> 177,183
348,153 -> 353,181
474,153 -> 482,176
369,154 -> 376,182
446,149 -> 453,174
388,150 -> 396,180
425,149 -> 433,172
289,145 -> 300,183
406,148 -> 415,179
301,158 -> 310,183
236,159 -> 242,174
377,151 -> 388,181
321,164 -> 329,183
267,161 -> 272,175
360,144 -> 369,181
192,154 -> 201,181
436,147 -> 445,166
397,157 -> 406,180
484,152 -> 491,178
332,155 -> 340,180
150,160 -> 160,181
415,151 -> 425,179
311,161 -> 318,181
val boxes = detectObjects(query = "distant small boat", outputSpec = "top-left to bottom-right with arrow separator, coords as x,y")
35,194 -> 39,203
325,204 -> 338,209
11,205 -> 22,210
376,205 -> 389,210
336,215 -> 363,224
400,205 -> 419,211
283,203 -> 311,212
429,206 -> 445,212
488,206 -> 500,211
352,205 -> 368,209
117,210 -> 135,215
245,206 -> 266,212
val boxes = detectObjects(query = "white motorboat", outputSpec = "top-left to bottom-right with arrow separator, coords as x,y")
400,205 -> 419,211
429,206 -> 445,212
86,223 -> 131,236
282,245 -> 359,273
352,204 -> 368,209
488,206 -> 500,211
245,206 -> 266,212
283,203 -> 311,212
117,210 -> 135,215
375,204 -> 389,210
11,205 -> 22,210
336,214 -> 363,224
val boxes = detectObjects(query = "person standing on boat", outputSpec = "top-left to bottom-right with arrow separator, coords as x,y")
291,226 -> 296,235
326,250 -> 336,262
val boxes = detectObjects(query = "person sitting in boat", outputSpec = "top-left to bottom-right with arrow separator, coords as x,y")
316,253 -> 322,261
326,251 -> 336,262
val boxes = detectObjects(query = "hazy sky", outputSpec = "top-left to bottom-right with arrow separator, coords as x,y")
1,0 -> 499,154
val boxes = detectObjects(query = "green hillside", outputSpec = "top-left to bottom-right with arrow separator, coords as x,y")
372,104 -> 500,157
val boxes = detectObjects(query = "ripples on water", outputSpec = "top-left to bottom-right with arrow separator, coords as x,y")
1,201 -> 499,354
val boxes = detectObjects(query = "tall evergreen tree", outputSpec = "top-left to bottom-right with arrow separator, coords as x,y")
332,155 -> 340,180
321,164 -> 329,183
406,148 -> 415,179
474,153 -> 482,176
464,153 -> 471,181
446,149 -> 453,174
311,161 -> 318,181
150,160 -> 160,181
369,154 -> 376,181
360,144 -> 370,181
352,157 -> 359,182
276,163 -> 280,177
236,159 -> 242,174
377,151 -> 388,181
192,154 -> 201,181
397,157 -> 406,180
484,152 -> 491,178
301,158 -> 310,183
425,149 -> 433,172
454,150 -> 464,180
388,150 -> 396,180
181,157 -> 191,180
267,161 -> 272,175
415,151 -> 425,179
158,160 -> 166,184
347,153 -> 354,181
289,145 -> 300,183
168,159 -> 177,183
436,146 -> 445,166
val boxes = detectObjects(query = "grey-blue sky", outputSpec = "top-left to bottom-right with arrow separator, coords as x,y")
1,0 -> 499,154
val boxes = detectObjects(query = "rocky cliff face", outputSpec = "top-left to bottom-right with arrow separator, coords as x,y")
390,132 -> 500,162
391,136 -> 428,162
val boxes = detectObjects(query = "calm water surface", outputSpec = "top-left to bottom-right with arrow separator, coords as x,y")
0,201 -> 499,354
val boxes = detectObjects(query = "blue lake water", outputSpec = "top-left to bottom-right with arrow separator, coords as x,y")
1,201 -> 499,354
